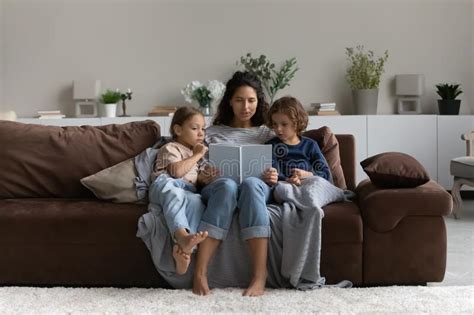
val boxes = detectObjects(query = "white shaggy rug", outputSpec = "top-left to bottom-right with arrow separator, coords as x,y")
0,286 -> 473,314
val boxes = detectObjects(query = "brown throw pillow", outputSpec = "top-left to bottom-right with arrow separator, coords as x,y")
361,152 -> 430,188
303,126 -> 347,189
80,158 -> 140,203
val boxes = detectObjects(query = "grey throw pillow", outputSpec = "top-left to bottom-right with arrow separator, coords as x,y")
80,158 -> 140,203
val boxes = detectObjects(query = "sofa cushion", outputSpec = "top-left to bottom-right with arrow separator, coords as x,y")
0,120 -> 160,199
360,152 -> 430,188
0,199 -> 148,244
80,158 -> 139,203
304,126 -> 347,189
356,179 -> 452,232
322,201 -> 362,244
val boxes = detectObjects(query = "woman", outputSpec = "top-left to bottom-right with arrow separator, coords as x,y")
193,71 -> 277,297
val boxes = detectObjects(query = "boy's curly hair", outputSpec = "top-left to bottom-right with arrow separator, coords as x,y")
267,96 -> 308,136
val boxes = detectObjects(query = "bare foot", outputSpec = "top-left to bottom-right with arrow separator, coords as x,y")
242,275 -> 267,297
172,245 -> 190,275
193,274 -> 211,296
175,231 -> 208,254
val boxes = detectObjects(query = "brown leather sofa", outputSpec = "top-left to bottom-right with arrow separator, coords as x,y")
0,120 -> 452,287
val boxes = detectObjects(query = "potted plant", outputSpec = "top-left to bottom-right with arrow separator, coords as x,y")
181,80 -> 226,116
345,46 -> 389,114
237,53 -> 299,104
99,89 -> 121,117
435,83 -> 463,115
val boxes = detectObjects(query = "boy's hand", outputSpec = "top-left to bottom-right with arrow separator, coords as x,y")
262,167 -> 278,186
290,168 -> 313,179
286,176 -> 301,186
193,143 -> 208,157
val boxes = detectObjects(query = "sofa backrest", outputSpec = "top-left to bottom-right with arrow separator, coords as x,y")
304,127 -> 356,190
0,120 -> 161,199
336,134 -> 356,191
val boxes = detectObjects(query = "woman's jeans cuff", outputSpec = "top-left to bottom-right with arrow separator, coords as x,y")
198,221 -> 227,240
241,225 -> 271,240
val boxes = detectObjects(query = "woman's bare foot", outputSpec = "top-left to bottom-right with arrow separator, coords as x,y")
242,274 -> 267,297
175,231 -> 209,254
172,245 -> 190,275
193,273 -> 211,296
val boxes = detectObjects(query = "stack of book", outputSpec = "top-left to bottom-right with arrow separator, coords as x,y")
37,110 -> 65,119
308,102 -> 340,116
147,106 -> 178,117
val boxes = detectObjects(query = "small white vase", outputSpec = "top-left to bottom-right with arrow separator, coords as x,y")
104,103 -> 117,117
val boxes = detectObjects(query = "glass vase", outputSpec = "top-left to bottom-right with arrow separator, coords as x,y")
198,102 -> 212,116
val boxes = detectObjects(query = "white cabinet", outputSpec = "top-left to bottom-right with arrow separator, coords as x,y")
101,117 -> 171,137
367,115 -> 438,181
18,118 -> 102,126
437,116 -> 474,189
308,115 -> 368,184
18,117 -> 170,136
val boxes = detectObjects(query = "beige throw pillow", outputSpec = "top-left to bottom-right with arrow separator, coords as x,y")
80,158 -> 139,203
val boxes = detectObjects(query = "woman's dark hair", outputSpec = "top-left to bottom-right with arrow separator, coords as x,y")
267,96 -> 308,136
169,106 -> 203,139
213,71 -> 269,127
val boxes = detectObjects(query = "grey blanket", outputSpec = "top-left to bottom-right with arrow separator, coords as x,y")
137,176 -> 349,290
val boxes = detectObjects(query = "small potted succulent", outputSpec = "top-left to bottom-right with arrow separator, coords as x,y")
99,89 -> 121,117
436,83 -> 463,115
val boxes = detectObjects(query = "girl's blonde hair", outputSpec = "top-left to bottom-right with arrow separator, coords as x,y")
267,96 -> 308,136
169,106 -> 204,139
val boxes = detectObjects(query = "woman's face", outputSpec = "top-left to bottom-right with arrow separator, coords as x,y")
229,86 -> 258,125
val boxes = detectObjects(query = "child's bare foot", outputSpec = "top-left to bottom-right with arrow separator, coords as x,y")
172,245 -> 191,275
242,274 -> 267,297
175,231 -> 208,254
193,273 -> 211,296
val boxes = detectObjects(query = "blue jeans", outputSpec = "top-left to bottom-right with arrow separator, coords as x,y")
148,174 -> 204,237
199,177 -> 272,241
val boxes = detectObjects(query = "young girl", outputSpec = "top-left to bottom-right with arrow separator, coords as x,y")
148,106 -> 209,275
265,96 -> 331,189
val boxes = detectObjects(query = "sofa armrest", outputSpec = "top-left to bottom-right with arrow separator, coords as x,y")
356,179 -> 452,233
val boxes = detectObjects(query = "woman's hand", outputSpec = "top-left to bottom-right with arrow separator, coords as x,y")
262,167 -> 278,186
198,164 -> 219,186
290,168 -> 313,180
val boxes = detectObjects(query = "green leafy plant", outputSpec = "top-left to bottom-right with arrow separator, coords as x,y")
435,83 -> 463,100
238,53 -> 299,104
345,45 -> 389,89
99,89 -> 121,104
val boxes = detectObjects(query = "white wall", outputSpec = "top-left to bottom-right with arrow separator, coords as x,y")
2,0 -> 473,118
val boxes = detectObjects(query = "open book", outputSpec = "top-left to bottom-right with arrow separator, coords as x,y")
208,144 -> 273,184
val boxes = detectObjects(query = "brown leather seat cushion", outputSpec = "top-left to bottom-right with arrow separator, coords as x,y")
322,201 -> 362,244
0,199 -> 148,244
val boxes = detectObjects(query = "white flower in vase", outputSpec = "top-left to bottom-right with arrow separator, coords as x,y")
181,79 -> 226,115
